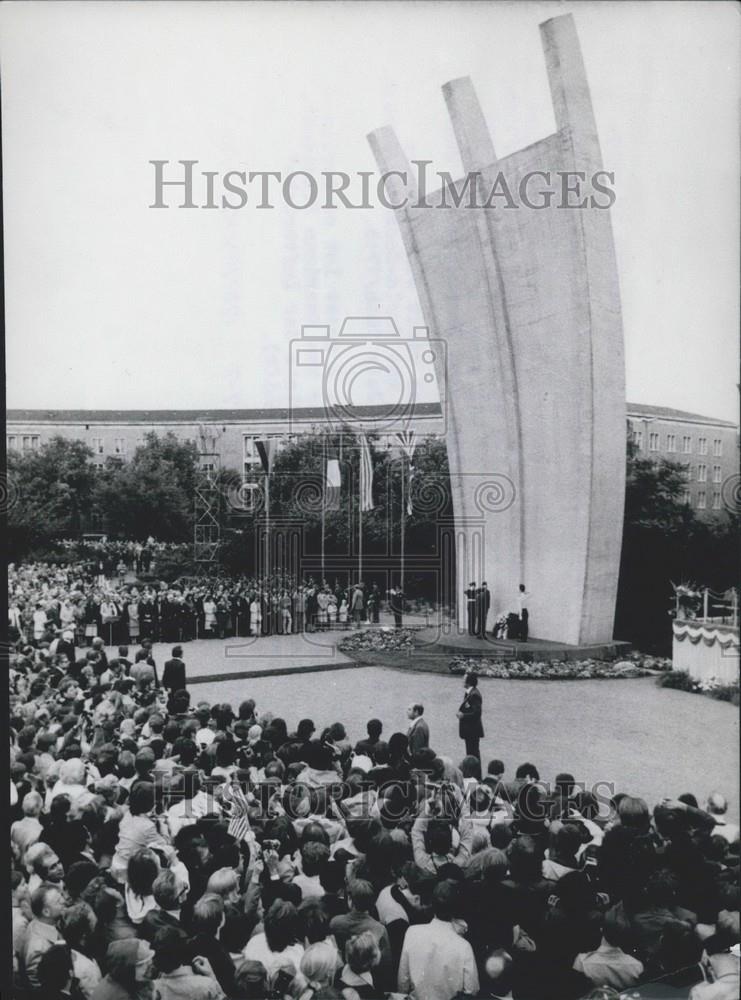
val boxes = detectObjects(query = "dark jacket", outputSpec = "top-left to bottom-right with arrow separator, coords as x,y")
458,687 -> 484,739
407,718 -> 430,754
162,658 -> 186,693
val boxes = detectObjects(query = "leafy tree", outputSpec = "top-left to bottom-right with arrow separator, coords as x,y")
218,430 -> 452,592
615,427 -> 738,652
7,437 -> 97,558
93,432 -> 200,541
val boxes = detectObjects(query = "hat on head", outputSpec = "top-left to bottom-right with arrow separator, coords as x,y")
62,631 -> 74,640
196,727 -> 215,748
247,725 -> 262,746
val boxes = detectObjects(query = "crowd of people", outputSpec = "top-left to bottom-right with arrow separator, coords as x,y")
8,557 -> 407,651
8,607 -> 741,1000
58,540 -> 191,580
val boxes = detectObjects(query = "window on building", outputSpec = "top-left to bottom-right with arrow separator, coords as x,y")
92,437 -> 104,455
712,492 -> 721,510
713,465 -> 722,484
682,436 -> 692,453
697,491 -> 706,509
648,432 -> 660,452
244,436 -> 260,468
32,436 -> 39,450
633,430 -> 643,449
698,437 -> 708,455
666,433 -> 676,452
681,489 -> 691,505
697,464 -> 707,483
7,436 -> 16,450
113,437 -> 126,455
713,439 -> 722,457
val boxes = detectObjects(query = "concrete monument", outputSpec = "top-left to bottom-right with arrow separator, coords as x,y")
368,14 -> 625,645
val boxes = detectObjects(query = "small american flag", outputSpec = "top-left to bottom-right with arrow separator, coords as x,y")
224,782 -> 252,843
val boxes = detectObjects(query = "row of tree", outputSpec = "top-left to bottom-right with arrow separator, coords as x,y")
8,433 -> 201,556
7,429 -> 738,651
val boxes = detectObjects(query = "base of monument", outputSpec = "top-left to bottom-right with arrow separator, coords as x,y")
412,627 -> 631,662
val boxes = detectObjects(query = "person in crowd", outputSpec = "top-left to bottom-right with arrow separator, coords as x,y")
59,902 -> 104,1000
388,587 -> 404,630
242,899 -> 305,983
517,583 -> 532,641
329,880 -> 392,992
151,926 -> 224,1000
162,647 -> 187,712
397,879 -> 479,1000
353,719 -> 383,761
706,791 -> 740,845
457,672 -> 484,761
22,882 -> 67,989
406,704 -> 429,755
295,940 -> 340,1000
91,937 -> 154,1000
476,582 -> 491,640
572,905 -> 644,990
7,551 -> 741,1000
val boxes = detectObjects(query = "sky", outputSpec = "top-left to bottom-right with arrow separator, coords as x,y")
2,0 -> 739,422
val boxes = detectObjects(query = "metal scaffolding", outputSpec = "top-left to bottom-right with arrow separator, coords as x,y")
194,453 -> 221,564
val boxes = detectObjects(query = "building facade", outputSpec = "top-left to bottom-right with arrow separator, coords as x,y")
6,404 -> 445,476
7,401 -> 738,520
626,403 -> 739,516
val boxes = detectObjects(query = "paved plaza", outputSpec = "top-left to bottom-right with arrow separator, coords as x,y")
102,637 -> 739,822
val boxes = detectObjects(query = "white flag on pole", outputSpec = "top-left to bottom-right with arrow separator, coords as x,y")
325,458 -> 341,510
359,434 -> 374,512
396,431 -> 417,515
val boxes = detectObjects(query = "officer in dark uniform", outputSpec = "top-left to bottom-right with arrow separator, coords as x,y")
465,582 -> 477,635
457,671 -> 484,760
476,581 -> 491,639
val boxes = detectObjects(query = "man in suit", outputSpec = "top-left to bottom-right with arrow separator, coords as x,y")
389,587 -> 405,630
56,631 -> 76,665
162,645 -> 187,711
518,583 -> 532,642
368,583 -> 381,624
140,869 -> 188,942
464,582 -> 477,635
406,703 -> 430,754
476,582 -> 491,639
457,672 -> 484,760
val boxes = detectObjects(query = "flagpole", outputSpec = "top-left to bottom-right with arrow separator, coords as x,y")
400,452 -> 405,593
265,470 -> 270,584
358,473 -> 363,585
321,434 -> 326,584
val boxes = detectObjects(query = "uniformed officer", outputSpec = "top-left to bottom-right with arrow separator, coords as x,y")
464,581 -> 477,635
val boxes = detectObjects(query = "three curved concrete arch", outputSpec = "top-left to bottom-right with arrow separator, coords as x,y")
368,14 -> 626,645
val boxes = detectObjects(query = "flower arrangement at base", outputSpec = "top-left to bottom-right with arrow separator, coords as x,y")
447,657 -> 652,680
339,627 -> 423,653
